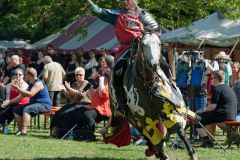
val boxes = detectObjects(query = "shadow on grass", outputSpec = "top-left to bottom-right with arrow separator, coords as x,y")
34,157 -> 132,160
27,134 -> 51,139
29,134 -> 106,143
100,147 -> 135,152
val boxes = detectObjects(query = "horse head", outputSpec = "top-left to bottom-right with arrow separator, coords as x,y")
139,32 -> 161,72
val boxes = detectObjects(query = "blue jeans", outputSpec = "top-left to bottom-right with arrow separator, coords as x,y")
193,97 -> 207,112
236,113 -> 240,121
49,91 -> 61,106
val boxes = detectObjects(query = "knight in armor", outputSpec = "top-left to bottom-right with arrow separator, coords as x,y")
85,0 -> 159,118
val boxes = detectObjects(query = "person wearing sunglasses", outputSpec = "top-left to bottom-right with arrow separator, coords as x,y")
51,67 -> 92,138
0,68 -> 29,130
12,68 -> 52,136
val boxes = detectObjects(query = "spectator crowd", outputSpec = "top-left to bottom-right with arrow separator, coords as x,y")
176,50 -> 240,148
0,45 -> 240,148
0,45 -> 114,140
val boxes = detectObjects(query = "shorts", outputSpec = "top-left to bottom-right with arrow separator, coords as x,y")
13,103 -> 51,117
200,111 -> 229,126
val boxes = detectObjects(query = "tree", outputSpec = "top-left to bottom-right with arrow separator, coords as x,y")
0,0 -> 239,42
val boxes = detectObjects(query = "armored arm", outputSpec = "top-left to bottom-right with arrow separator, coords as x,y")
85,0 -> 102,14
84,0 -> 118,25
139,11 -> 159,32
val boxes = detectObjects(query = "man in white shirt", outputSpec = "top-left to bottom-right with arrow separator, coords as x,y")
43,56 -> 66,106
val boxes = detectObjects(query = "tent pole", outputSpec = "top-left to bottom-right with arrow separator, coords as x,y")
168,47 -> 176,79
197,38 -> 205,50
229,39 -> 239,56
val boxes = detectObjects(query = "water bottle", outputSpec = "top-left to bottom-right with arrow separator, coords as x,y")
5,87 -> 10,100
2,120 -> 9,135
67,130 -> 74,140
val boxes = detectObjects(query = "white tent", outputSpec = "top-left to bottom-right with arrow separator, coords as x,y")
0,40 -> 33,50
161,12 -> 240,47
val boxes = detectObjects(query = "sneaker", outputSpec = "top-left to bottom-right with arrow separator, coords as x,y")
200,141 -> 214,148
135,138 -> 147,145
16,131 -> 27,136
78,134 -> 96,141
192,138 -> 202,146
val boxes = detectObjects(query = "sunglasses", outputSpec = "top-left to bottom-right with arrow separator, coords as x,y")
15,73 -> 23,76
75,74 -> 84,76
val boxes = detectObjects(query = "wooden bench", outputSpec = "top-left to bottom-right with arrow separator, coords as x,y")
224,120 -> 240,148
39,106 -> 61,129
12,106 -> 61,131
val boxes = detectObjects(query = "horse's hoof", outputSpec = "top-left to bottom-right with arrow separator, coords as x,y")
145,147 -> 157,157
190,155 -> 197,160
155,152 -> 169,160
159,157 -> 169,160
160,158 -> 169,160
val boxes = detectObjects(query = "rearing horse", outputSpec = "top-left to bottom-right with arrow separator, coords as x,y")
106,32 -> 198,160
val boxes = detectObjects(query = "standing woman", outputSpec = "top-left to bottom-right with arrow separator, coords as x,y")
98,56 -> 108,69
12,68 -> 52,135
1,56 -> 12,85
0,56 -> 12,100
35,51 -> 45,79
76,47 -> 87,67
65,53 -> 79,84
0,68 -> 29,128
91,56 -> 108,79
230,62 -> 239,87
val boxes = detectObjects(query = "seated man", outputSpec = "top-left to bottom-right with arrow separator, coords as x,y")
75,67 -> 112,141
12,67 -> 52,135
196,70 -> 237,147
51,67 -> 92,138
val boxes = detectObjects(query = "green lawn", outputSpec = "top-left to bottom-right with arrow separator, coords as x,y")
0,122 -> 240,160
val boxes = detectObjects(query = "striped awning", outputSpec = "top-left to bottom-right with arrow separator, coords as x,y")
31,16 -> 118,51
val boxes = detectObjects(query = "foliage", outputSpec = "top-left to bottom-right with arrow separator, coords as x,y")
0,0 -> 239,42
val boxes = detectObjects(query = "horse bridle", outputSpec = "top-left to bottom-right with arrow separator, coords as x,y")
138,32 -> 161,68
135,32 -> 161,86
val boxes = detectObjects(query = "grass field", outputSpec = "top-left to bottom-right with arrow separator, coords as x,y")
0,119 -> 240,160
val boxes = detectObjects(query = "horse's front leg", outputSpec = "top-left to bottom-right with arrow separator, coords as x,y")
155,141 -> 169,160
143,137 -> 168,160
177,127 -> 197,160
